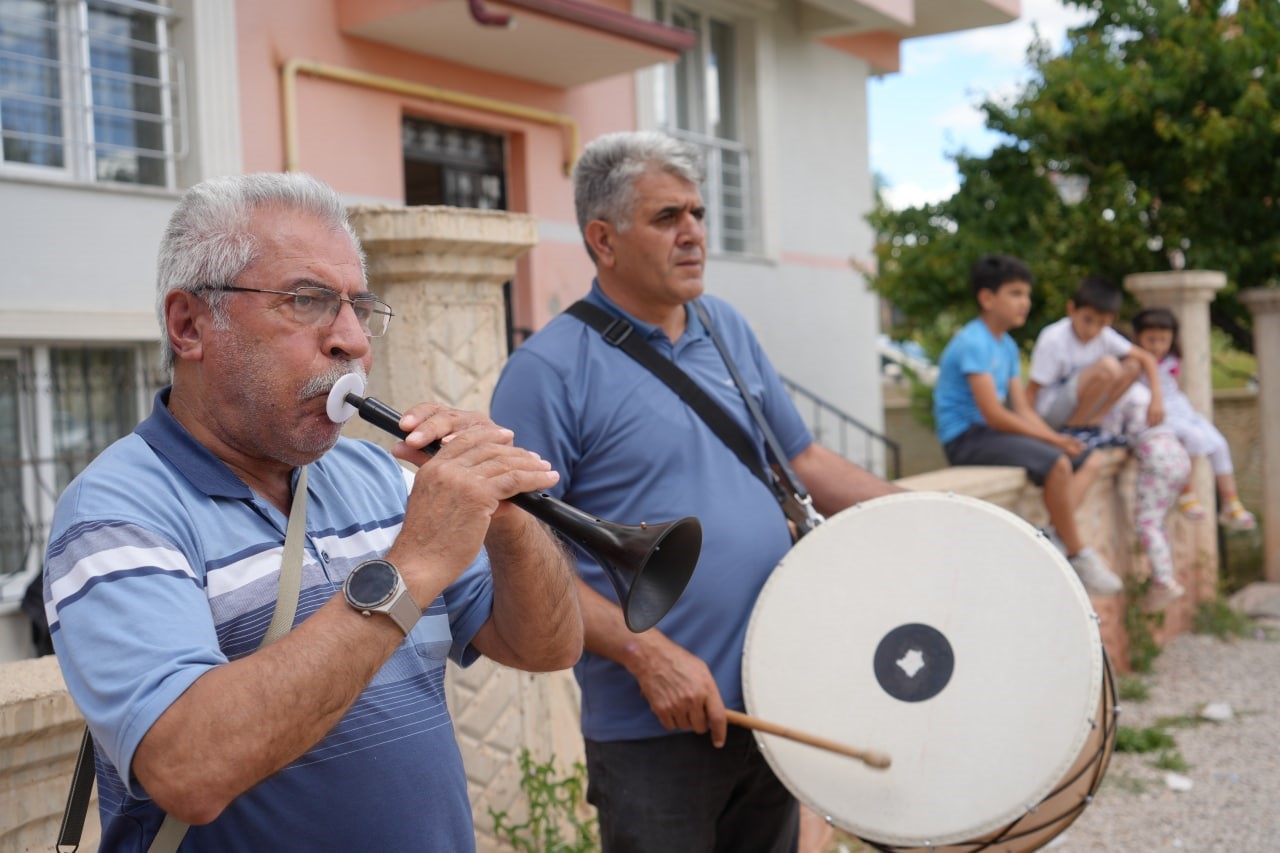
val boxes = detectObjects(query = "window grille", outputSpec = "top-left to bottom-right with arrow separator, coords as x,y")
653,2 -> 757,255
0,344 -> 162,599
662,126 -> 753,255
0,0 -> 185,188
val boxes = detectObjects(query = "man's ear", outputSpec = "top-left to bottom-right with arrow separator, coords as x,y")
976,287 -> 994,312
584,220 -> 616,269
165,289 -> 209,363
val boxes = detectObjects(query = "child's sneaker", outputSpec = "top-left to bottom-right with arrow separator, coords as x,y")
1068,547 -> 1124,596
1176,492 -> 1208,521
1143,579 -> 1186,612
1062,425 -> 1126,451
1218,500 -> 1257,531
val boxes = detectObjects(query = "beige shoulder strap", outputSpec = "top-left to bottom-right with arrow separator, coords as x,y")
148,466 -> 309,852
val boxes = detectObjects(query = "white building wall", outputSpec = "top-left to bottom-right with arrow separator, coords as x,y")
0,182 -> 177,341
704,5 -> 885,453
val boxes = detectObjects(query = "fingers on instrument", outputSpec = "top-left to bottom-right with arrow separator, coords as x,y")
326,374 -> 702,632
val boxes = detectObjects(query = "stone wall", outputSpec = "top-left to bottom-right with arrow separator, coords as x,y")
0,656 -> 99,851
1215,388 -> 1262,513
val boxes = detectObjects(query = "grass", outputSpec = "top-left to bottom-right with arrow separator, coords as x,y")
1117,674 -> 1151,702
1123,575 -> 1165,672
1220,531 -> 1267,595
1152,749 -> 1190,772
1209,329 -> 1257,390
1115,723 -> 1177,753
1194,596 -> 1263,640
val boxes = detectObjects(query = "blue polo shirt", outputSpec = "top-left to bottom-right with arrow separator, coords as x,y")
44,388 -> 491,851
933,317 -> 1022,445
490,285 -> 811,741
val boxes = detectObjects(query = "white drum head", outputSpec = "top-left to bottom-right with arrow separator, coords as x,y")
742,491 -> 1103,847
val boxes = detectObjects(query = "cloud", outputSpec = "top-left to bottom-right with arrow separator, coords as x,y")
873,1 -> 1098,210
882,180 -> 960,211
934,101 -> 987,134
929,0 -> 1094,71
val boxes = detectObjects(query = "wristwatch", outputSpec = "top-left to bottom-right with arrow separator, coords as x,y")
342,559 -> 421,637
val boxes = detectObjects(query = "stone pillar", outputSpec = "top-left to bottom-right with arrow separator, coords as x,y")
1240,287 -> 1280,581
346,205 -> 537,418
1124,270 -> 1225,414
346,205 -> 583,852
1123,271 -> 1225,600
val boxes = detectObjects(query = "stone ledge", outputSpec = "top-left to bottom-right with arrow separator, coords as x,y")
0,655 -> 100,851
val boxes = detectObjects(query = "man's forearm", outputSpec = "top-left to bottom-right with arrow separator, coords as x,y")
792,443 -> 900,514
474,512 -> 582,671
133,595 -> 407,825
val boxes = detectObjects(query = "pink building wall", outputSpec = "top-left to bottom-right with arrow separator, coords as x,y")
232,0 -> 636,333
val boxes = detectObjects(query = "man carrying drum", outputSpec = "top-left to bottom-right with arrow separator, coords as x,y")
491,131 -> 899,852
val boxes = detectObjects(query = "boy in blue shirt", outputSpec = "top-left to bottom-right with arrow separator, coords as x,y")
933,254 -> 1122,595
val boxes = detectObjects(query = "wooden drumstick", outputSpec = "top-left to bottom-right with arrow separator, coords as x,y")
725,710 -> 892,770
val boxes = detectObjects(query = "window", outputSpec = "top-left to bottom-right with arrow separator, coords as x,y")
403,117 -> 507,211
653,2 -> 754,254
0,0 -> 183,187
0,345 -> 162,601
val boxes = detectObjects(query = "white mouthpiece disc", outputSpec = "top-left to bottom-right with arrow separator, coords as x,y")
326,373 -> 366,423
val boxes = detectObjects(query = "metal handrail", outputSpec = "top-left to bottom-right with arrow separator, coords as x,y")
781,376 -> 901,480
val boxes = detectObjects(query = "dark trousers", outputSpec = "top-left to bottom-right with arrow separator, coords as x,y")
584,728 -> 799,853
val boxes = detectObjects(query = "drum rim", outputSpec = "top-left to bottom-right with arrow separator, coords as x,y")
742,491 -> 1107,847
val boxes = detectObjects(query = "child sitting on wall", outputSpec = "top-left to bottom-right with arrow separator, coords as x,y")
1027,276 -> 1164,449
933,254 -> 1121,596
1131,307 -> 1257,531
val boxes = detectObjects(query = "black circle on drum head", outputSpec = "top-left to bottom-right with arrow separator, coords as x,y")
873,623 -> 955,703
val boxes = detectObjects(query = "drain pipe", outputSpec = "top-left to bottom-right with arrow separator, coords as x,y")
469,0 -> 512,27
281,57 -> 579,175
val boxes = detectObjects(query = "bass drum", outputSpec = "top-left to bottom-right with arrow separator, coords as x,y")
742,491 -> 1116,851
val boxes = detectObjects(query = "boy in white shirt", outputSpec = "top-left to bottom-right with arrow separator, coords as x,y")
1027,276 -> 1163,447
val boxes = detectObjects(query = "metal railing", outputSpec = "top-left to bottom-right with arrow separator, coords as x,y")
782,376 -> 901,481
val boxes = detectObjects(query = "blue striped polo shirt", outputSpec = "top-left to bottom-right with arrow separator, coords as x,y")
44,388 -> 492,851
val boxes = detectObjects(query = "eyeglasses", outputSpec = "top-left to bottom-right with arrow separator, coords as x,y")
197,285 -> 394,337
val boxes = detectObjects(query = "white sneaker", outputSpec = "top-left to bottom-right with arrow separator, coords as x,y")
1068,547 -> 1124,596
1144,579 -> 1186,612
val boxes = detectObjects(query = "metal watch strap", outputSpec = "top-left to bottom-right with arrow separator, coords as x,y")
347,560 -> 420,637
384,576 -> 421,636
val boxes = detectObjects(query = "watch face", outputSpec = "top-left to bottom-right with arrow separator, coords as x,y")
347,560 -> 397,607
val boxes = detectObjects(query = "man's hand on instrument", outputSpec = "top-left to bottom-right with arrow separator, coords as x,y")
623,633 -> 728,747
392,403 -> 559,508
387,405 -> 559,601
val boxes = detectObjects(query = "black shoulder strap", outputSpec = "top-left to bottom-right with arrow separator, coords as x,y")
564,300 -> 776,495
57,727 -> 97,851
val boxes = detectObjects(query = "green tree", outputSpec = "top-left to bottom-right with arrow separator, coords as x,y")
872,0 -> 1280,356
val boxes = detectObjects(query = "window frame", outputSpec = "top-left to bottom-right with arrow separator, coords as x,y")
0,0 -> 185,189
0,342 -> 161,604
650,1 -> 759,256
